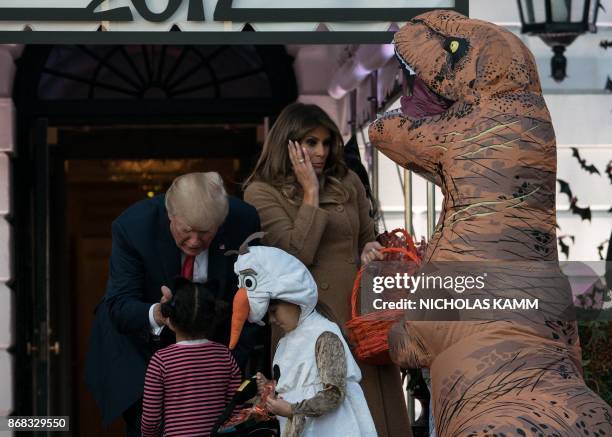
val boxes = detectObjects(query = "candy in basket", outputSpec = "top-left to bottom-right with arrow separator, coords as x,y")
211,376 -> 280,437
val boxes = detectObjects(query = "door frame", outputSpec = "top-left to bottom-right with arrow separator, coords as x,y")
14,118 -> 262,435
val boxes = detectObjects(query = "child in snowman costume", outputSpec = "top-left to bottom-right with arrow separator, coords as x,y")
228,235 -> 377,437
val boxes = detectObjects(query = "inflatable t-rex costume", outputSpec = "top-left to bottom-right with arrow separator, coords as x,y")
369,10 -> 612,436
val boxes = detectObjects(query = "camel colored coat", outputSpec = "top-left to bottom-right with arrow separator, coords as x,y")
244,170 -> 412,437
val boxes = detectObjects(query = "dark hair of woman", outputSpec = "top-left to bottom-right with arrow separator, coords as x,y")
244,102 -> 349,202
160,277 -> 228,339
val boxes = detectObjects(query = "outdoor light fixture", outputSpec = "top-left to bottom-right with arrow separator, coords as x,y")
517,0 -> 601,82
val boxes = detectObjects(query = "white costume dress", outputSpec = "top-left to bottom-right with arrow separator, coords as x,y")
274,311 -> 377,437
232,245 -> 378,436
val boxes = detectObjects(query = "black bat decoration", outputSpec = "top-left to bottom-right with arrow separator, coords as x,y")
558,236 -> 571,259
597,240 -> 607,260
570,198 -> 592,221
606,160 -> 612,185
571,147 -> 601,175
557,179 -> 573,201
606,76 -> 612,92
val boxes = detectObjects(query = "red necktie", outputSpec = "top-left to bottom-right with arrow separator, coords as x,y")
181,255 -> 195,280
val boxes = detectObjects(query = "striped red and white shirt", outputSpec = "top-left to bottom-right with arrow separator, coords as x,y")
141,340 -> 241,437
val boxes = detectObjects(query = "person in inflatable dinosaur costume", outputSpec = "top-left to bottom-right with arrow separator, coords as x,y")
369,10 -> 612,436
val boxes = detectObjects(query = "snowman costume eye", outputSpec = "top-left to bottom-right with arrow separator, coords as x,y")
239,272 -> 257,291
229,243 -> 318,348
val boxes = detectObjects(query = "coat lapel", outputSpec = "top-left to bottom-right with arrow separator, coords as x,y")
318,181 -> 344,205
319,192 -> 342,205
156,199 -> 181,287
207,224 -> 230,300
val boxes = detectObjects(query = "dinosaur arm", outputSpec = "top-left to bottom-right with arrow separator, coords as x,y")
369,112 -> 445,186
388,319 -> 432,369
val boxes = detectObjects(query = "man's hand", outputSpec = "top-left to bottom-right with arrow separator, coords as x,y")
266,394 -> 293,418
152,286 -> 173,327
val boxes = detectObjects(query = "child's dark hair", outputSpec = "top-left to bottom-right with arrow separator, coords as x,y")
269,299 -> 349,340
161,277 -> 229,339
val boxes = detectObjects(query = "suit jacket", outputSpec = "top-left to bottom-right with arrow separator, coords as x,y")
84,194 -> 260,425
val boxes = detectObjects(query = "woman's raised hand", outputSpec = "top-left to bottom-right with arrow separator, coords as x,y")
288,140 -> 319,204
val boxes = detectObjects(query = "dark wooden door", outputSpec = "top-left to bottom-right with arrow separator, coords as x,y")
67,181 -> 143,437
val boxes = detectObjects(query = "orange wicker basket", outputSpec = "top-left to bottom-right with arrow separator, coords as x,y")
345,229 -> 421,365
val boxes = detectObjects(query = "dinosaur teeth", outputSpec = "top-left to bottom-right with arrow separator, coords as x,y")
394,47 -> 417,97
394,47 -> 417,76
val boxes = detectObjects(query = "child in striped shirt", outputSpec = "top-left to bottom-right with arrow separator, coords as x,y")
141,278 -> 241,437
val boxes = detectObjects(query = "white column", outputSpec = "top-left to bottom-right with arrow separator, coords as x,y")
0,44 -> 21,428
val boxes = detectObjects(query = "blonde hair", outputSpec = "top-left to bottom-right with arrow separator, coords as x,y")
165,172 -> 229,230
244,103 -> 348,203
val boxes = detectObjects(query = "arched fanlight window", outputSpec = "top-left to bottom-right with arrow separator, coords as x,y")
38,45 -> 272,100
14,44 -> 297,119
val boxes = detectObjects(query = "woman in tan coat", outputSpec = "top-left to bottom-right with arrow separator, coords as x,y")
243,102 -> 412,437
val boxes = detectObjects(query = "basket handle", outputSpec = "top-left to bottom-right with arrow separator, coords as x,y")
389,228 -> 419,255
350,245 -> 421,319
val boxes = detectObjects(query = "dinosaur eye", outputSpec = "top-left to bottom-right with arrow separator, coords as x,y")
443,37 -> 468,67
241,275 -> 257,291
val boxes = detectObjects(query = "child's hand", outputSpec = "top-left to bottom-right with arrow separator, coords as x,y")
255,372 -> 269,394
265,395 -> 293,418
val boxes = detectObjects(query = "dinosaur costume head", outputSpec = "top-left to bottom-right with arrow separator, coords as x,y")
370,10 -> 558,263
393,10 -> 541,106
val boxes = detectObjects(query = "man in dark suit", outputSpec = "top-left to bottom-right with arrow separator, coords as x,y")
85,172 -> 260,436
